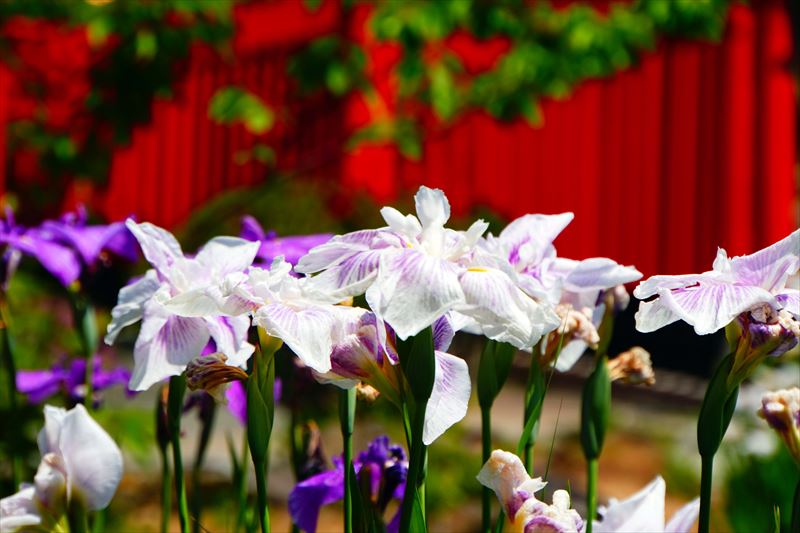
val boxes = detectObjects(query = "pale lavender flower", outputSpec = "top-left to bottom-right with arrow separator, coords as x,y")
315,312 -> 470,444
104,220 -> 258,391
484,213 -> 642,370
634,231 -> 800,382
16,355 -> 131,405
590,476 -> 699,533
296,186 -> 560,348
0,404 -> 123,532
240,215 -> 332,266
477,450 -> 583,533
288,435 -> 407,533
757,387 -> 800,465
634,230 -> 799,336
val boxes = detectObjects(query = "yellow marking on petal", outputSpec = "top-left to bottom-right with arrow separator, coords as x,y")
468,267 -> 489,273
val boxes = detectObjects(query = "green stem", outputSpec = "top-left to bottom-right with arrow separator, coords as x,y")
698,454 -> 714,533
481,406 -> 492,533
160,446 -> 172,533
191,401 -> 216,533
235,435 -> 250,533
791,478 -> 800,533
168,375 -> 190,533
72,297 -> 97,413
399,398 -> 428,533
340,388 -> 356,533
254,457 -> 270,533
585,458 -> 599,533
67,498 -> 88,533
0,300 -> 22,487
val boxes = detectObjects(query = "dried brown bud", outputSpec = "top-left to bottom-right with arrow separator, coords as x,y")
541,304 -> 600,366
607,346 -> 655,386
185,353 -> 248,401
356,383 -> 381,402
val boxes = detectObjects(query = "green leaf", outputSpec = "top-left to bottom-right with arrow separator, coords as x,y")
397,327 -> 435,402
697,352 -> 738,457
209,87 -> 274,134
135,30 -> 158,60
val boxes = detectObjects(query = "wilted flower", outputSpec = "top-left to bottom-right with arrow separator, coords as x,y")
477,450 -> 583,533
315,312 -> 470,444
288,435 -> 407,533
16,355 -> 131,405
105,219 -> 257,391
485,212 -> 641,370
240,215 -> 332,267
0,404 -> 123,532
634,230 -> 799,383
297,186 -> 560,349
607,347 -> 655,386
185,353 -> 248,401
757,387 -> 800,465
590,476 -> 699,532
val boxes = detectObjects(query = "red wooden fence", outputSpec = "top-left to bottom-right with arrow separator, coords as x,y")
1,0 -> 796,277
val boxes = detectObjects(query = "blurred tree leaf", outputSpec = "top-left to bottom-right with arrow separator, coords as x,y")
209,87 -> 275,135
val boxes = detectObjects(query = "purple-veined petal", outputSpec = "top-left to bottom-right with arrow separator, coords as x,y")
432,315 -> 455,352
477,450 -> 547,520
593,476 -> 665,532
305,248 -> 384,299
457,266 -> 560,350
664,498 -> 700,533
58,404 -> 123,510
254,303 -> 337,372
105,270 -> 161,345
203,315 -> 254,368
730,230 -> 800,291
194,236 -> 259,277
125,219 -> 183,274
295,229 -> 387,274
633,273 -> 714,300
129,306 -> 210,391
422,351 -> 471,445
367,249 -> 464,340
288,468 -> 344,533
498,213 -> 573,269
776,289 -> 800,319
561,258 -> 642,292
659,282 -> 777,335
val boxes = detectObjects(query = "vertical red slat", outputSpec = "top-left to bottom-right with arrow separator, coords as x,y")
638,51 -> 664,277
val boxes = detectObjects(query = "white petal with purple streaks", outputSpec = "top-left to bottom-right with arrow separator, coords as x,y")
423,351 -> 471,445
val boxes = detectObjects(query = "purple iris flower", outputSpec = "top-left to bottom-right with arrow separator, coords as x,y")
240,215 -> 332,267
0,206 -> 138,288
16,355 -> 131,405
288,435 -> 408,533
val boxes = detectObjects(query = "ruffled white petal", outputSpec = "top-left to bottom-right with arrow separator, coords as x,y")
730,230 -> 800,291
633,273 -> 713,300
498,213 -> 574,269
194,236 -> 260,277
562,258 -> 642,292
664,498 -> 700,533
593,476 -> 665,533
634,298 -> 681,333
0,485 -> 41,532
414,186 -> 450,229
367,249 -> 464,340
422,351 -> 471,445
305,248 -> 384,299
204,315 -> 254,368
59,405 -> 123,510
380,207 -> 422,239
254,303 -> 337,373
477,450 -> 546,519
659,282 -> 777,335
458,266 -> 560,350
125,219 -> 183,273
105,270 -> 161,345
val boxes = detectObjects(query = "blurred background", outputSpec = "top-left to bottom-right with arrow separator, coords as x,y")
0,1 -> 797,532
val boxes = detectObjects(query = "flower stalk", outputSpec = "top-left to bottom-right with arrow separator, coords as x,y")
339,387 -> 356,533
155,387 -> 172,533
580,354 -> 611,533
247,330 -> 280,533
167,374 -> 190,533
398,327 -> 435,533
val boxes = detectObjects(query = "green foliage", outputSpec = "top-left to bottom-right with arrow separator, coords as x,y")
291,0 -> 731,156
724,446 -> 799,533
580,355 -> 611,460
209,87 -> 275,134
